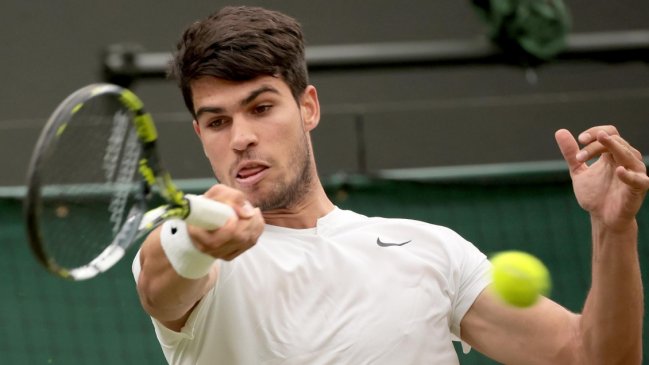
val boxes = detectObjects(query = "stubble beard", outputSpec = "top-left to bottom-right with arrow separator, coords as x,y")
256,134 -> 313,211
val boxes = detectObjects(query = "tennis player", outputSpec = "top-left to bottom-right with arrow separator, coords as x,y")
133,6 -> 648,364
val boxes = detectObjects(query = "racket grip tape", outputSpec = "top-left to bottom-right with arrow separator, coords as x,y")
184,194 -> 235,230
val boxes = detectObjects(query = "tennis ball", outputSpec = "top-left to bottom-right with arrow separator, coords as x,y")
490,251 -> 551,308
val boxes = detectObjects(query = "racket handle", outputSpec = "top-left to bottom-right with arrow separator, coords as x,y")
184,194 -> 236,230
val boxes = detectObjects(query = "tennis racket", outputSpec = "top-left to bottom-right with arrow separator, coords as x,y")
24,83 -> 234,281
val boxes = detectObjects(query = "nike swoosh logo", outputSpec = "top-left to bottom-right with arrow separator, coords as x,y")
376,238 -> 412,247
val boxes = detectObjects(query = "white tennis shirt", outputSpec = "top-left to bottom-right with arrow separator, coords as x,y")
133,207 -> 491,364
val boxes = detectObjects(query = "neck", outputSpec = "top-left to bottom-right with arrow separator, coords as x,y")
262,180 -> 334,229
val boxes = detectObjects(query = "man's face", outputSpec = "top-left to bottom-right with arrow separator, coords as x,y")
191,75 -> 319,210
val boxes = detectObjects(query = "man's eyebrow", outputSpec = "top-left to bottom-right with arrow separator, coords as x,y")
240,85 -> 280,107
195,106 -> 225,119
195,85 -> 281,119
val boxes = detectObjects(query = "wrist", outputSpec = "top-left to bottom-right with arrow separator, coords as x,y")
590,218 -> 638,263
159,219 -> 216,279
590,216 -> 638,237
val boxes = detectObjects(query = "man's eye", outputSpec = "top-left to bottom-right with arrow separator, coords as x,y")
208,119 -> 227,128
253,104 -> 272,114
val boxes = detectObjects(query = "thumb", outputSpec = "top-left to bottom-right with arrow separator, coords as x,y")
555,129 -> 584,175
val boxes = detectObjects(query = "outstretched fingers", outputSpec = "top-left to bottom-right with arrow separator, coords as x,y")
592,129 -> 649,192
556,126 -> 648,190
616,166 -> 649,191
596,131 -> 644,169
573,125 -> 624,163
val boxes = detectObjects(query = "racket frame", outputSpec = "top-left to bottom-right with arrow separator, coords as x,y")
25,84 -> 200,280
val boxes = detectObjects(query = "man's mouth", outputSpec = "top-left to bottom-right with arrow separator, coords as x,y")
235,163 -> 269,186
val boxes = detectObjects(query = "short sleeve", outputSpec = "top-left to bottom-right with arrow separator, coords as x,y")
151,287 -> 216,348
447,234 -> 492,352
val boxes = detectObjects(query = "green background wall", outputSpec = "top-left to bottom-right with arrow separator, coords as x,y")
1,175 -> 647,364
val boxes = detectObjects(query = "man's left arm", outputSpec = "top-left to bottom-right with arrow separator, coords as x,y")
461,125 -> 648,365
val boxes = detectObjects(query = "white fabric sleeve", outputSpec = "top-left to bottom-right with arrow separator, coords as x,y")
448,234 -> 492,353
150,286 -> 216,348
132,249 -> 142,283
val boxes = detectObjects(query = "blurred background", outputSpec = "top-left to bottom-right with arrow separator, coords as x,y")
0,1 -> 647,364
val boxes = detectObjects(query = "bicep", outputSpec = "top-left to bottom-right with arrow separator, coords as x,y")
460,288 -> 583,365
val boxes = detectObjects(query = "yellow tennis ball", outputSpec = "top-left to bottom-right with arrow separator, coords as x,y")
490,251 -> 551,308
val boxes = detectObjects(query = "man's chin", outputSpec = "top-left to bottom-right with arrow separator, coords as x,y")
248,191 -> 287,212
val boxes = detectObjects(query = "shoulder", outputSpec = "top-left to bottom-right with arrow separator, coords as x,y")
329,207 -> 443,229
331,208 -> 477,255
342,208 -> 467,240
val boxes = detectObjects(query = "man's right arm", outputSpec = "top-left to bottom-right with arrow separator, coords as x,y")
136,226 -> 219,331
135,185 -> 264,332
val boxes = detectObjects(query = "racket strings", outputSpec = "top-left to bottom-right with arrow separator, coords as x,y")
37,96 -> 143,269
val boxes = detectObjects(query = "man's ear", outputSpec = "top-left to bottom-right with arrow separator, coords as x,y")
192,120 -> 210,158
300,85 -> 320,132
193,120 -> 201,137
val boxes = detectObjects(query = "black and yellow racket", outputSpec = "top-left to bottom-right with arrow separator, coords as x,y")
24,83 -> 233,281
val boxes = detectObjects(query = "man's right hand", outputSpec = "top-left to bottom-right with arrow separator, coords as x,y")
187,184 -> 264,261
136,183 -> 263,331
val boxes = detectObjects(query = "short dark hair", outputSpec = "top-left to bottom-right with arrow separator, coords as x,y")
169,6 -> 308,116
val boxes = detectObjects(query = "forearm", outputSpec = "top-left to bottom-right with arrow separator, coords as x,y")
580,218 -> 643,364
136,227 -> 217,323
